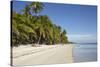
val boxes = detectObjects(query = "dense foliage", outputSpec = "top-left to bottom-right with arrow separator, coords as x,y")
12,2 -> 69,47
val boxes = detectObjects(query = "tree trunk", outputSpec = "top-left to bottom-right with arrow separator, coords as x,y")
37,35 -> 41,44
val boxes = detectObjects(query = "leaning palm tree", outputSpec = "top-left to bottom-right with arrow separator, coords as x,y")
29,2 -> 44,44
29,2 -> 44,15
22,4 -> 31,18
60,30 -> 68,44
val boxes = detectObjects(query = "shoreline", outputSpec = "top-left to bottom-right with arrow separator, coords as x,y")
12,44 -> 73,66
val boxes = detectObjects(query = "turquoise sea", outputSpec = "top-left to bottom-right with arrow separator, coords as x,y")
73,43 -> 97,62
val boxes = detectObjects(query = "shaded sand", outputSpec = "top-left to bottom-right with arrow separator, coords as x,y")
12,44 -> 73,66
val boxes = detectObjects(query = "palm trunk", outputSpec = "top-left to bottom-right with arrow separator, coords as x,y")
37,35 -> 41,44
36,13 -> 41,44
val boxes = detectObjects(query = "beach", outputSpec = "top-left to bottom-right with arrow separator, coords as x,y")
12,44 -> 73,66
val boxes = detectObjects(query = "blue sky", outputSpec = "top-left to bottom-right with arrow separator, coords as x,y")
12,1 -> 97,43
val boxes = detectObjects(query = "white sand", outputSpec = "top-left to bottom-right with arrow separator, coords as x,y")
12,44 -> 73,66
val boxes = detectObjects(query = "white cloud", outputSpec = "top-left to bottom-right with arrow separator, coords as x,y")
67,34 -> 97,43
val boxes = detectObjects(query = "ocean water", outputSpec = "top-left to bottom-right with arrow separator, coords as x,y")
73,43 -> 97,62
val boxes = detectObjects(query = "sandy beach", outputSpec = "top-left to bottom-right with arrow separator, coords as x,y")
12,44 -> 73,66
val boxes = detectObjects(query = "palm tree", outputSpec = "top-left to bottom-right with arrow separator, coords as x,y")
29,2 -> 44,15
28,2 -> 44,44
21,2 -> 44,44
60,30 -> 68,44
22,4 -> 31,18
12,2 -> 69,47
12,11 -> 36,46
39,15 -> 53,44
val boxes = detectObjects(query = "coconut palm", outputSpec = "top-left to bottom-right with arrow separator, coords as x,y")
12,2 -> 69,47
60,30 -> 68,44
30,2 -> 44,15
22,4 -> 31,18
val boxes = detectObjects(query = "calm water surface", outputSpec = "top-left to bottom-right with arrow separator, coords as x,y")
73,43 -> 97,62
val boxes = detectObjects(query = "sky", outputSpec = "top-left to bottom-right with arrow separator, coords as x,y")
12,1 -> 97,43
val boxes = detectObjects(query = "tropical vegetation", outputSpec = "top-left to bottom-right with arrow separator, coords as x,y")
12,2 -> 69,47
